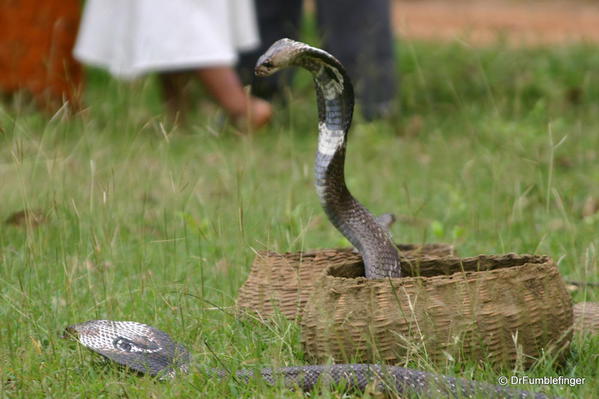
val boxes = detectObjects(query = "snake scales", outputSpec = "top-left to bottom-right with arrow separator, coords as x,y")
64,39 -> 591,398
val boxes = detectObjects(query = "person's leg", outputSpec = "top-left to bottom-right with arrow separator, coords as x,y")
237,0 -> 304,100
159,71 -> 192,120
159,67 -> 271,130
316,0 -> 397,120
196,66 -> 272,130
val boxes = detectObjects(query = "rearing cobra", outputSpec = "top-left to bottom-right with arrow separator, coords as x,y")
255,38 -> 401,279
64,39 -> 562,398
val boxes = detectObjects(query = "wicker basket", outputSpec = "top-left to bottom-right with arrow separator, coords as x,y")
236,243 -> 455,320
300,254 -> 573,368
573,302 -> 599,335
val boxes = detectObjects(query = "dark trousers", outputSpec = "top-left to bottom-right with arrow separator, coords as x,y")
238,0 -> 397,120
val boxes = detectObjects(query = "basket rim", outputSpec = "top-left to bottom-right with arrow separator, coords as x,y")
320,253 -> 554,285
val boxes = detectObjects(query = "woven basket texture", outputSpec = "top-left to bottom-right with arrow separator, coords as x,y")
573,302 -> 599,335
300,254 -> 572,368
237,243 -> 455,320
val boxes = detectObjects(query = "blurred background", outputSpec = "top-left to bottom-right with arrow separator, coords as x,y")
3,0 -> 599,121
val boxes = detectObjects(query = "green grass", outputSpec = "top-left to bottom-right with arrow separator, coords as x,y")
1,38 -> 598,398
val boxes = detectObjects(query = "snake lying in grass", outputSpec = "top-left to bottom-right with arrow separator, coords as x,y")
65,319 -> 558,398
65,39 -> 572,398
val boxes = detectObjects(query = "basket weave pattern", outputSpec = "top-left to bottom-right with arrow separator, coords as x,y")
237,244 -> 455,320
300,254 -> 572,367
573,302 -> 599,334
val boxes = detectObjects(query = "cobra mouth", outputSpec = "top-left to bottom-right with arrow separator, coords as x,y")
254,59 -> 277,77
254,66 -> 270,77
63,322 -> 103,342
62,326 -> 79,340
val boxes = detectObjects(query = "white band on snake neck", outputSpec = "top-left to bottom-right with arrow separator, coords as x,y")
317,122 -> 345,156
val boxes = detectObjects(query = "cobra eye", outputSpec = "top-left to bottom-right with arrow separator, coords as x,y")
113,337 -> 133,352
262,60 -> 274,69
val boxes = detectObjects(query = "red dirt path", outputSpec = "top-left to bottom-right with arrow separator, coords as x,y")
392,0 -> 599,46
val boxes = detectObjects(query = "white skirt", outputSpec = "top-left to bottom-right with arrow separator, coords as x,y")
74,0 -> 259,79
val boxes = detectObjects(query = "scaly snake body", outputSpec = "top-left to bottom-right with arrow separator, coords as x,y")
65,39 -> 564,398
66,319 -> 556,398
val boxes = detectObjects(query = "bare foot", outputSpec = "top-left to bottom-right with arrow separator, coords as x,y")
234,97 -> 273,133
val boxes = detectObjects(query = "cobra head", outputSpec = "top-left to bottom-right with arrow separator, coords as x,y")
254,38 -> 306,77
65,320 -> 190,378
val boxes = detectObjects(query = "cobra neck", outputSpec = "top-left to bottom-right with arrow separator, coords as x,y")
294,47 -> 402,278
293,49 -> 354,202
294,49 -> 354,133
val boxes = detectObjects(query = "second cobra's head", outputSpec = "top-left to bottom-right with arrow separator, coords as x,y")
255,38 -> 307,77
64,320 -> 190,378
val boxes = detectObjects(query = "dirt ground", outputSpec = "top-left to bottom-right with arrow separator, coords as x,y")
392,0 -> 599,45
